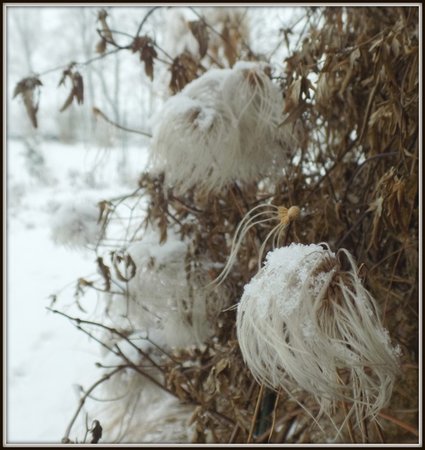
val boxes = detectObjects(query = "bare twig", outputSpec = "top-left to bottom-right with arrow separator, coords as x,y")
135,6 -> 161,37
93,106 -> 152,138
62,366 -> 124,442
378,411 -> 419,437
247,383 -> 264,443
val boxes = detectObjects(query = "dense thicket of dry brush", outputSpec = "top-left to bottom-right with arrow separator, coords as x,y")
41,6 -> 418,444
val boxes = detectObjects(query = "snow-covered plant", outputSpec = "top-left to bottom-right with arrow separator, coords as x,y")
236,243 -> 400,438
150,61 -> 293,193
88,332 -> 197,443
106,227 -> 223,348
50,197 -> 102,249
85,226 -> 226,442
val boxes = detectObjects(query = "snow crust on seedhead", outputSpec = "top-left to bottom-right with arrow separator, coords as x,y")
50,197 -> 101,249
150,61 -> 293,193
237,243 -> 400,432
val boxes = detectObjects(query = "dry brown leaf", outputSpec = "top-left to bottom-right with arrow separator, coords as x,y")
59,91 -> 74,113
97,9 -> 113,42
78,278 -> 94,287
59,71 -> 84,112
97,199 -> 112,225
96,257 -> 111,291
215,358 -> 229,375
13,77 -> 43,128
111,251 -> 136,282
73,72 -> 84,105
284,78 -> 302,113
95,38 -> 107,54
222,24 -> 238,67
188,20 -> 209,58
131,36 -> 157,81
169,52 -> 199,94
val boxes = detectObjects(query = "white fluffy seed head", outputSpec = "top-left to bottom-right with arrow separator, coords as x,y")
50,197 -> 102,249
236,243 -> 400,433
92,228 -> 226,442
106,228 -> 224,348
149,62 -> 294,193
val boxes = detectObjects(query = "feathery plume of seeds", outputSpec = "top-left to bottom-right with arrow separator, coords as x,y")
236,243 -> 400,438
106,228 -> 224,347
211,203 -> 300,286
150,62 -> 294,193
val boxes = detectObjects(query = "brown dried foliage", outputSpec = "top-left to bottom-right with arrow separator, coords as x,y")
188,20 -> 209,58
58,67 -> 84,112
131,36 -> 158,81
169,52 -> 200,94
13,77 -> 43,128
56,6 -> 418,444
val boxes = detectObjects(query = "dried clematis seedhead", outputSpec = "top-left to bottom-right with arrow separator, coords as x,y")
236,243 -> 400,438
149,62 -> 294,193
211,203 -> 300,287
50,197 -> 103,249
106,228 -> 224,348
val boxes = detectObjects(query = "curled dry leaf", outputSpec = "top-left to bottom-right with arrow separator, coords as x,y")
59,71 -> 84,112
188,20 -> 209,58
73,72 -> 84,105
95,38 -> 107,54
222,23 -> 240,67
284,78 -> 302,113
111,251 -> 137,282
97,199 -> 113,226
131,36 -> 157,81
13,77 -> 43,128
96,256 -> 111,291
97,9 -> 113,43
90,420 -> 103,444
169,52 -> 199,94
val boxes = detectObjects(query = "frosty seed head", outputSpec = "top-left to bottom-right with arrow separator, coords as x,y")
105,227 -> 224,348
50,197 -> 103,249
149,62 -> 294,193
236,243 -> 400,436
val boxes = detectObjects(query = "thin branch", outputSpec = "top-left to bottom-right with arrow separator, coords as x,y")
247,383 -> 264,443
47,308 -> 162,372
267,391 -> 280,442
38,48 -> 122,77
378,411 -> 419,437
62,366 -> 124,442
34,8 -> 160,80
93,106 -> 152,138
136,6 -> 161,37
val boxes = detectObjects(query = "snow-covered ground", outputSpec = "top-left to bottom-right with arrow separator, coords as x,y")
6,138 -> 148,443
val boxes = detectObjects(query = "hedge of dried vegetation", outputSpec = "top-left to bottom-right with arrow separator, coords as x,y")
27,6 -> 419,444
